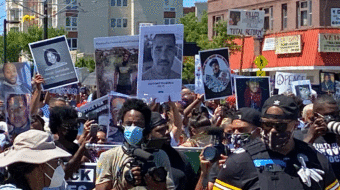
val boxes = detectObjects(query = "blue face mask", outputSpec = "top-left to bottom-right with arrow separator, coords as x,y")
124,125 -> 144,146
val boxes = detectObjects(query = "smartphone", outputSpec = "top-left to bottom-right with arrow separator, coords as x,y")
90,124 -> 98,138
88,112 -> 98,123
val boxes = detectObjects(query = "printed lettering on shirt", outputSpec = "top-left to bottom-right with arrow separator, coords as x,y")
313,143 -> 340,163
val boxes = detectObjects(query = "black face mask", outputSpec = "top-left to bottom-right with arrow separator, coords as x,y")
63,129 -> 78,142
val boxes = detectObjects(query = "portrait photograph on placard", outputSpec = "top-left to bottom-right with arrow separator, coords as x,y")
137,24 -> 183,102
320,72 -> 335,93
5,93 -> 31,138
107,92 -> 130,144
235,77 -> 270,111
200,48 -> 232,100
29,36 -> 78,90
94,35 -> 139,97
291,80 -> 312,105
0,62 -> 32,102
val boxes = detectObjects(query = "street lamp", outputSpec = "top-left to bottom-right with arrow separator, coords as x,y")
3,19 -> 20,64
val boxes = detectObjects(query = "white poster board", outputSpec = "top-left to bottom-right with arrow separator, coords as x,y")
137,24 -> 183,102
195,55 -> 204,95
227,9 -> 265,38
291,80 -> 312,105
262,37 -> 276,51
275,72 -> 307,94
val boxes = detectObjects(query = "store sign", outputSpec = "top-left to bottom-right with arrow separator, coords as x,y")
275,35 -> 301,54
227,9 -> 265,38
318,33 -> 340,53
331,8 -> 340,27
262,37 -> 275,51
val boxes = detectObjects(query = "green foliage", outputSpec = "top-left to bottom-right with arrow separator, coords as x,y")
75,57 -> 95,73
0,25 -> 66,63
182,56 -> 195,84
180,11 -> 208,43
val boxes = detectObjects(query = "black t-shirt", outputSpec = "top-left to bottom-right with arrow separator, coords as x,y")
214,139 -> 339,190
295,130 -> 340,180
55,140 -> 79,162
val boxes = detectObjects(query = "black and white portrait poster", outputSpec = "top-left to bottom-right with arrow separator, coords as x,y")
234,77 -> 270,111
137,24 -> 183,103
5,93 -> 31,138
0,62 -> 32,102
107,92 -> 130,144
291,80 -> 312,105
94,35 -> 139,97
29,36 -> 79,90
199,48 -> 232,100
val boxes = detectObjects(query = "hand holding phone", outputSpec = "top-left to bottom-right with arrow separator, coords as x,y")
90,124 -> 98,138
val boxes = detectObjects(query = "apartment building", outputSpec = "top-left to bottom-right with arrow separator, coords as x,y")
208,0 -> 340,84
77,0 -> 183,54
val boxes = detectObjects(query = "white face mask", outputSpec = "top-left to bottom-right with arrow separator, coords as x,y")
43,162 -> 67,189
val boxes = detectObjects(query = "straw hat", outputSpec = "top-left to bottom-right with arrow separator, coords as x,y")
0,129 -> 71,167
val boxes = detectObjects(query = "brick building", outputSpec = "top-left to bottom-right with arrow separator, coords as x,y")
208,0 -> 340,85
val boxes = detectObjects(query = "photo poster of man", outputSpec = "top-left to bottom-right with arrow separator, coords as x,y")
107,92 -> 130,144
29,35 -> 79,90
0,62 -> 32,103
77,94 -> 110,133
199,48 -> 232,101
195,54 -> 205,95
234,77 -> 270,111
291,80 -> 312,105
137,24 -> 184,103
94,35 -> 139,97
5,93 -> 31,139
320,72 -> 335,93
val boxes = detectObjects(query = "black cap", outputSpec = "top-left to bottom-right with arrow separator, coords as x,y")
233,107 -> 261,127
150,112 -> 167,131
261,95 -> 299,120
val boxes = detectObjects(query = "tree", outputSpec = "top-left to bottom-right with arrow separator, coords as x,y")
182,56 -> 195,84
75,57 -> 96,73
0,25 -> 66,63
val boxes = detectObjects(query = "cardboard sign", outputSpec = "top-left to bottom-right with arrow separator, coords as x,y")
77,95 -> 109,126
227,9 -> 265,38
66,163 -> 96,189
275,72 -> 307,94
194,54 -> 205,94
29,36 -> 79,90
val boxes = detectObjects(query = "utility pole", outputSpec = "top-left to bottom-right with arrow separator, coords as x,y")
43,0 -> 48,39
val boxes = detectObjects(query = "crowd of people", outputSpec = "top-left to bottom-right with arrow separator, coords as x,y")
0,73 -> 340,190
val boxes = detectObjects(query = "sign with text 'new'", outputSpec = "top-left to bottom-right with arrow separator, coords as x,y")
318,33 -> 340,53
227,9 -> 265,38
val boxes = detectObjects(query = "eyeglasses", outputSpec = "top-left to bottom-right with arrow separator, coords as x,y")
261,121 -> 291,133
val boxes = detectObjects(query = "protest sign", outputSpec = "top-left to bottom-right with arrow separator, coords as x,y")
5,93 -> 31,138
0,62 -> 32,102
227,9 -> 265,38
291,80 -> 312,105
49,83 -> 79,96
66,163 -> 96,189
234,77 -> 270,111
199,48 -> 232,100
320,72 -> 335,93
107,92 -> 130,144
275,72 -> 307,94
77,95 -> 109,127
137,24 -> 183,102
94,35 -> 139,97
29,36 -> 79,90
195,54 -> 205,95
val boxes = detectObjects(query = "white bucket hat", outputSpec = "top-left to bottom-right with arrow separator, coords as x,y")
0,129 -> 71,167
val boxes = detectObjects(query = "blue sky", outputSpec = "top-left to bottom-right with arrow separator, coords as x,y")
0,0 -> 206,34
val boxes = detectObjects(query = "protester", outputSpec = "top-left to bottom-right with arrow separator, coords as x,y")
148,112 -> 197,190
0,129 -> 71,190
297,94 -> 340,180
49,105 -> 92,178
95,98 -> 175,189
214,95 -> 339,189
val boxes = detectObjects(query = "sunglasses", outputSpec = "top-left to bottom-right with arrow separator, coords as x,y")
261,122 -> 291,133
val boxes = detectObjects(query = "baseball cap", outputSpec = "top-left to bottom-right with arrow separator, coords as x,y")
261,95 -> 299,120
150,112 -> 167,131
233,107 -> 261,127
0,129 -> 71,167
